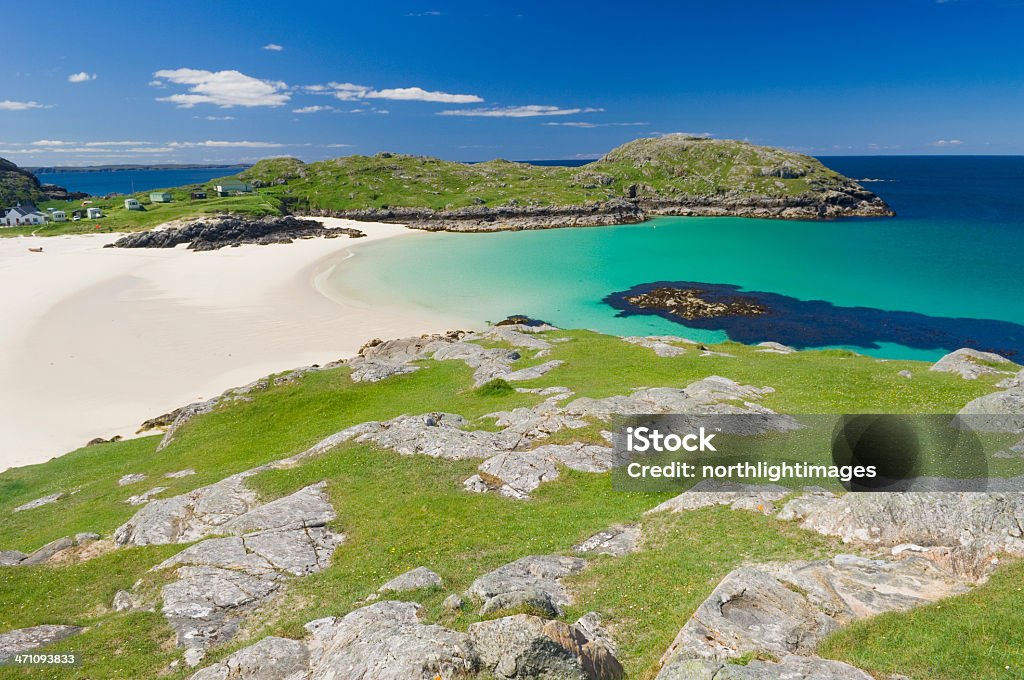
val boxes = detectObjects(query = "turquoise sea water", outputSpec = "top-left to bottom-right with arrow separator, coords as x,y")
326,157 -> 1024,361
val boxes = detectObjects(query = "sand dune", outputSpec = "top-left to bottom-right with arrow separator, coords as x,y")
0,218 -> 470,472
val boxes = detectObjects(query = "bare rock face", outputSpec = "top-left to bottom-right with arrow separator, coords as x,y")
469,614 -> 624,680
657,655 -> 872,679
304,601 -> 480,680
647,480 -> 792,515
929,348 -> 1016,380
188,636 -> 310,680
328,412 -> 510,461
658,555 -> 965,671
777,491 -> 1024,578
13,492 -> 64,513
468,443 -> 617,499
468,555 -> 587,616
157,397 -> 220,451
378,566 -> 443,593
623,336 -> 691,357
955,383 -> 1024,433
755,341 -> 797,354
118,473 -> 148,486
151,485 -> 343,661
0,625 -> 84,663
572,525 -> 642,557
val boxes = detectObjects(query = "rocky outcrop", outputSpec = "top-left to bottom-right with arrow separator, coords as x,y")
467,555 -> 587,616
0,625 -> 84,663
378,566 -> 443,593
657,555 -> 965,678
622,335 -> 692,357
572,525 -> 642,557
954,378 -> 1024,433
188,636 -> 309,680
13,492 -> 64,513
929,348 -> 1017,380
2,533 -> 101,567
466,443 -> 618,499
777,491 -> 1024,580
658,655 -> 872,679
106,215 -> 365,251
647,480 -> 793,515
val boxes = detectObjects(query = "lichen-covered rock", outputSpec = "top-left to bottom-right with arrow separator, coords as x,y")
0,625 -> 83,663
658,555 -> 965,666
623,336 -> 691,357
955,384 -> 1024,433
378,566 -> 443,592
326,412 -> 509,461
304,601 -> 479,679
929,348 -> 1016,380
188,636 -> 309,680
657,655 -> 872,679
777,491 -> 1024,578
118,473 -> 147,486
572,525 -> 642,557
468,555 -> 587,615
125,486 -> 168,505
647,480 -> 791,514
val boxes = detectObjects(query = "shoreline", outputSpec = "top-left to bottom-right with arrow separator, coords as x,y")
0,218 -> 472,473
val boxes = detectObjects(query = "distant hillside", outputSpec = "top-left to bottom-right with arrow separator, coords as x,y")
0,157 -> 44,206
237,136 -> 893,230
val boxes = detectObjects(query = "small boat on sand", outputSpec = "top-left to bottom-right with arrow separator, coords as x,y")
28,247 -> 43,253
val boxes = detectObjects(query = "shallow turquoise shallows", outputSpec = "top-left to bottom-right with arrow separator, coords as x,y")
325,156 -> 1024,361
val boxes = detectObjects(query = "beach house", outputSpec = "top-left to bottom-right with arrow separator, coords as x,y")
86,207 -> 103,219
125,198 -> 142,210
1,204 -> 47,227
214,180 -> 253,197
150,192 -> 172,203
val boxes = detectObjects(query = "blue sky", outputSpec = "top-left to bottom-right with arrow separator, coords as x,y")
2,0 -> 1023,165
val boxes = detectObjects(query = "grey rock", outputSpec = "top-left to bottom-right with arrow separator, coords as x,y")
187,636 -> 309,680
657,655 -> 872,679
929,348 -> 1015,380
755,341 -> 796,354
220,482 -> 335,535
573,525 -> 642,557
443,594 -> 464,611
480,588 -> 560,618
777,491 -> 1024,577
647,480 -> 792,514
379,566 -> 443,592
955,384 -> 1024,433
20,536 -> 75,565
898,369 -> 913,379
468,555 -> 588,615
118,473 -> 148,486
483,326 -> 553,350
475,450 -> 561,499
433,341 -> 525,386
13,492 -> 64,513
323,412 -> 509,461
0,550 -> 27,566
158,397 -> 219,451
304,601 -> 479,679
659,555 -> 965,665
574,611 -> 618,656
623,336 -> 689,357
165,468 -> 197,479
486,397 -> 588,443
998,369 -> 1024,389
0,625 -> 84,663
468,614 -> 586,680
112,590 -> 137,612
499,359 -> 565,383
126,486 -> 169,505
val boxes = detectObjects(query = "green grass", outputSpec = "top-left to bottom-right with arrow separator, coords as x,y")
0,330 -> 1015,678
819,559 -> 1024,679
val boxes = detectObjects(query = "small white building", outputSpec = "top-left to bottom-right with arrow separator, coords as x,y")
125,198 -> 142,210
86,207 -> 103,219
52,210 -> 67,222
1,204 -> 47,227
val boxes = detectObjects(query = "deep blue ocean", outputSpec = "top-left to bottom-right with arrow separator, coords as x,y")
326,156 -> 1024,361
34,167 -> 244,196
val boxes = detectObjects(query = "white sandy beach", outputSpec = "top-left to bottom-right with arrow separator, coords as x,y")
0,218 -> 472,472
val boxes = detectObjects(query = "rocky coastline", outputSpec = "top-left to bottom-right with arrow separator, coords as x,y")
302,187 -> 893,232
105,215 -> 365,251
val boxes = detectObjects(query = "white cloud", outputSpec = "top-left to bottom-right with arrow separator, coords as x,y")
543,121 -> 648,128
169,140 -> 287,148
326,143 -> 353,148
316,82 -> 482,104
262,43 -> 284,51
0,100 -> 51,111
31,139 -> 73,146
85,140 -> 151,146
153,68 -> 290,107
194,115 -> 236,121
364,86 -> 482,103
293,105 -> 336,113
930,139 -> 964,146
438,105 -> 603,118
68,71 -> 97,83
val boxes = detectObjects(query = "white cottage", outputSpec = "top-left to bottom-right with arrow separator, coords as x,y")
52,210 -> 67,222
1,204 -> 47,227
86,207 -> 103,219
